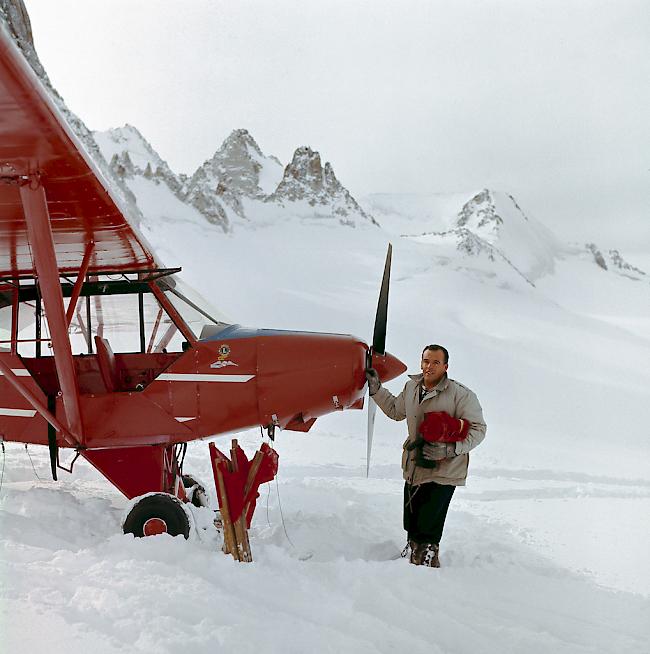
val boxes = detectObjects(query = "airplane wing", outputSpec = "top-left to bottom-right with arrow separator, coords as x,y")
0,19 -> 158,279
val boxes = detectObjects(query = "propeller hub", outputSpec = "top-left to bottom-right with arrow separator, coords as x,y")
371,350 -> 407,383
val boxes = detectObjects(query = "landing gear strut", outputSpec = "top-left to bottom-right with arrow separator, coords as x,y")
182,474 -> 209,508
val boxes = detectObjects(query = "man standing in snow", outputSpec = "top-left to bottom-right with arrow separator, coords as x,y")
366,345 -> 486,567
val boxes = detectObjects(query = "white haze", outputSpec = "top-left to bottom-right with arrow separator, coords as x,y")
23,0 -> 650,252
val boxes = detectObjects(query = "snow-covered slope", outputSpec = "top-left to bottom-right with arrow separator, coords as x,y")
370,189 -> 560,283
452,188 -> 559,280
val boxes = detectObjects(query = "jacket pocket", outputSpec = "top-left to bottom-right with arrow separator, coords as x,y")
436,454 -> 469,481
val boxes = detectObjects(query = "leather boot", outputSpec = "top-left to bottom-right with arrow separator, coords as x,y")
409,540 -> 425,565
422,543 -> 440,568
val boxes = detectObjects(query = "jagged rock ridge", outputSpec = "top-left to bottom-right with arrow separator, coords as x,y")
97,125 -> 184,196
96,126 -> 378,231
269,147 -> 378,226
1,0 -> 46,82
585,243 -> 646,280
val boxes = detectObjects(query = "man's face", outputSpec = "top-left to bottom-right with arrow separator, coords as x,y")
420,349 -> 448,387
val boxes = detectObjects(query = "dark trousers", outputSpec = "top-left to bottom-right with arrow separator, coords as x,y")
404,481 -> 455,544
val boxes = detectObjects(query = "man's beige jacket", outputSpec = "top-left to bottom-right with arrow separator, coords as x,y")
372,373 -> 487,486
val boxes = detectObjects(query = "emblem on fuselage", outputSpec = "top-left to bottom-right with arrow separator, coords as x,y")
210,360 -> 238,369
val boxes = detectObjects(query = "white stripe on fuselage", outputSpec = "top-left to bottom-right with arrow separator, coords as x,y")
0,369 -> 31,377
156,373 -> 254,383
0,408 -> 37,417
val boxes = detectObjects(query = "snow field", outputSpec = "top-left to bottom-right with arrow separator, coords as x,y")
1,173 -> 649,652
1,436 -> 649,654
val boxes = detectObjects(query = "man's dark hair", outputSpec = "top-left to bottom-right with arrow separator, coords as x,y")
422,344 -> 449,364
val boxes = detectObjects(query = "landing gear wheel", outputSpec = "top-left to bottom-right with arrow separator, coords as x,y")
182,474 -> 210,508
123,493 -> 191,539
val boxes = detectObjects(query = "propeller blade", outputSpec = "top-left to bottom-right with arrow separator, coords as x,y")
366,395 -> 377,477
366,243 -> 392,477
372,243 -> 392,356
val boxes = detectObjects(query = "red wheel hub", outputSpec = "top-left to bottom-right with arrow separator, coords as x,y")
143,517 -> 168,536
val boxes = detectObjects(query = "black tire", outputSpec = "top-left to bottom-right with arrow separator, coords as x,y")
182,474 -> 209,508
123,493 -> 190,539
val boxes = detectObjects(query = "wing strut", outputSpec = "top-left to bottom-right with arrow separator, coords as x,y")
65,240 -> 95,326
150,282 -> 197,346
20,180 -> 83,444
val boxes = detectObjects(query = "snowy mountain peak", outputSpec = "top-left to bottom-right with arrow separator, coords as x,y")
456,188 -> 505,238
453,188 -> 559,281
219,128 -> 264,159
270,146 -> 378,227
272,146 -> 328,201
95,124 -> 183,196
187,128 -> 284,201
95,125 -> 164,173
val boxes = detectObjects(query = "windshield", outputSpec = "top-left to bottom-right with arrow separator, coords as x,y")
158,276 -> 231,340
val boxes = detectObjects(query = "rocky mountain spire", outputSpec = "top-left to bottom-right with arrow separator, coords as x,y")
187,129 -> 283,200
271,147 -> 328,201
270,147 -> 378,226
179,129 -> 283,227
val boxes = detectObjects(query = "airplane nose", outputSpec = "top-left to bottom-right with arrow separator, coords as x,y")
371,350 -> 407,382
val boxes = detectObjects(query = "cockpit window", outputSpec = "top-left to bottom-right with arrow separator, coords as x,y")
0,274 -> 231,356
157,276 -> 230,340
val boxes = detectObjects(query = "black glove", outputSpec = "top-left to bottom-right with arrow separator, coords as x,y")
365,368 -> 381,396
421,442 -> 456,461
406,435 -> 433,468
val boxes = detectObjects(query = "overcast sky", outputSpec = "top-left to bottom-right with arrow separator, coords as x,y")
24,0 -> 649,251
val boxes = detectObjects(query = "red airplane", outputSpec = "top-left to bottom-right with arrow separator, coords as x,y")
0,23 -> 405,553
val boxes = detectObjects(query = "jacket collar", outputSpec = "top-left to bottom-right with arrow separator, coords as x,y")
409,372 -> 449,394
